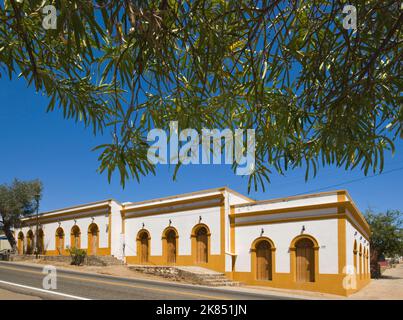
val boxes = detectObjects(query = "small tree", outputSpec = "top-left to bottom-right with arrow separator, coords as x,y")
0,179 -> 43,251
365,209 -> 403,277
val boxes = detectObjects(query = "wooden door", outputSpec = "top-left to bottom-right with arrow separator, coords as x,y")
56,234 -> 64,254
166,230 -> 176,264
27,232 -> 33,254
196,228 -> 208,263
91,231 -> 98,255
17,234 -> 24,255
140,233 -> 149,263
256,241 -> 272,280
296,239 -> 315,282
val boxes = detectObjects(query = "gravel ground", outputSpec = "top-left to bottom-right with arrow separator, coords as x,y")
348,263 -> 403,300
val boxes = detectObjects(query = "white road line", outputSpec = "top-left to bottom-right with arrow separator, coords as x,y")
0,280 -> 91,300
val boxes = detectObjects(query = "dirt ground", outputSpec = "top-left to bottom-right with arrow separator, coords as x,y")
0,287 -> 41,300
348,263 -> 403,300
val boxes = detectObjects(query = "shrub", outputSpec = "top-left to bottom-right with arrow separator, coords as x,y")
67,247 -> 87,266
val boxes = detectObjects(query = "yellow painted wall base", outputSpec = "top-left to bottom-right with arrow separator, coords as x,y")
126,254 -> 226,273
230,271 -> 371,296
43,247 -> 111,256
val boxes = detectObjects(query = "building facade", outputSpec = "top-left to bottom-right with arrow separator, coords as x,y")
16,187 -> 371,296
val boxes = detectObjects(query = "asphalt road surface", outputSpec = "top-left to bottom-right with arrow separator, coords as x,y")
0,261 -> 294,300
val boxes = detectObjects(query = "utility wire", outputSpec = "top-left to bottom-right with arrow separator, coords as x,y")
293,165 -> 403,196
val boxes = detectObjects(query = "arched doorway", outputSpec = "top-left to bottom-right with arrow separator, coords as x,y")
163,228 -> 178,264
88,223 -> 99,256
196,227 -> 208,263
256,240 -> 272,280
70,225 -> 81,249
37,229 -> 44,254
137,230 -> 150,263
26,230 -> 34,254
17,232 -> 24,255
295,238 -> 315,283
55,227 -> 65,255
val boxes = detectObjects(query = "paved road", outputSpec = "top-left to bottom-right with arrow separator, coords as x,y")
0,261 -> 293,300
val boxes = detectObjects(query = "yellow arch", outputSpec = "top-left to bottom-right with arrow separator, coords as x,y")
162,226 -> 179,264
136,229 -> 151,264
70,225 -> 81,249
87,223 -> 99,255
289,234 -> 319,282
55,227 -> 65,255
26,230 -> 34,254
191,223 -> 212,264
17,232 -> 24,255
250,236 -> 276,281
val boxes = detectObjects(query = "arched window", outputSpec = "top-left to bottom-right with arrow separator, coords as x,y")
162,227 -> 178,264
26,230 -> 34,254
17,232 -> 24,255
251,237 -> 275,281
88,223 -> 99,256
55,227 -> 65,255
136,229 -> 150,263
191,224 -> 211,264
290,235 -> 319,283
70,225 -> 81,249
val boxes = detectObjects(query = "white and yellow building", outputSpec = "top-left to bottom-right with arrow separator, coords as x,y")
15,187 -> 371,296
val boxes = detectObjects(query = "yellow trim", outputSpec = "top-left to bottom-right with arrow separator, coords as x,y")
23,204 -> 111,224
337,206 -> 347,274
234,202 -> 341,218
123,194 -> 224,214
121,212 -> 125,234
235,214 -> 341,227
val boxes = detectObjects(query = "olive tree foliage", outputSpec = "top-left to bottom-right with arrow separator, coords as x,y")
0,179 -> 43,250
0,1 -> 401,190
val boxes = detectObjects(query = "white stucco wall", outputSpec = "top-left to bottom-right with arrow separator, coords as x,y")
346,218 -> 370,275
235,194 -> 339,214
234,218 -> 339,274
17,213 -> 109,252
110,201 -> 123,259
124,206 -> 222,257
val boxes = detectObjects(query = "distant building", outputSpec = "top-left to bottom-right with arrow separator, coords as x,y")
15,187 -> 370,296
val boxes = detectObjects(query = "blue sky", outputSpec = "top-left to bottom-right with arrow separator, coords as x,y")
0,77 -> 402,214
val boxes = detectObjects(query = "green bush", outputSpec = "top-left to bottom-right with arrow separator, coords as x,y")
67,247 -> 87,266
